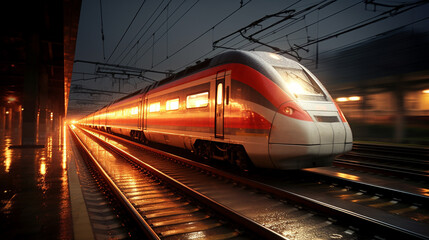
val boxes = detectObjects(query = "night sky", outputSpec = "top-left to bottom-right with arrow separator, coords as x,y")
68,0 -> 429,119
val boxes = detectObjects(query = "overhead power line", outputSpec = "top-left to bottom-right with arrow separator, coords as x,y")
152,0 -> 253,69
74,59 -> 171,75
125,0 -> 195,66
112,0 -> 170,64
99,0 -> 106,61
107,0 -> 147,63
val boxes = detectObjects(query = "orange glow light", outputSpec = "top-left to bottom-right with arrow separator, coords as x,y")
336,97 -> 348,102
336,172 -> 360,181
423,89 -> 429,94
7,96 -> 16,103
348,96 -> 361,101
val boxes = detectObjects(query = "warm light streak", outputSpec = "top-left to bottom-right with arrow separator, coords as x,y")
336,172 -> 360,181
419,188 -> 429,197
336,97 -> 348,102
4,138 -> 12,173
40,162 -> 46,175
348,96 -> 361,101
70,124 -> 76,129
62,124 -> 67,170
47,136 -> 53,160
423,89 -> 429,94
71,120 -> 77,124
50,112 -> 54,121
5,111 -> 10,115
336,96 -> 362,102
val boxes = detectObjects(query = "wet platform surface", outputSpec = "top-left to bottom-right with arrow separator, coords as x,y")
0,125 -> 82,239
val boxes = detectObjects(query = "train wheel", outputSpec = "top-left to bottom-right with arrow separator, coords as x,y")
233,147 -> 253,172
139,132 -> 148,144
196,141 -> 211,161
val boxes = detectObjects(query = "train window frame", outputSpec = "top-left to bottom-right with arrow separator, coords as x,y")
186,91 -> 209,109
149,102 -> 161,112
166,98 -> 180,111
274,66 -> 327,101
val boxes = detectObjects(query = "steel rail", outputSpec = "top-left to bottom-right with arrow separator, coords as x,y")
303,168 -> 429,207
352,143 -> 429,161
68,126 -> 160,240
80,126 -> 429,240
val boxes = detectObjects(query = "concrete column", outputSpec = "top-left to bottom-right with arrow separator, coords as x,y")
22,33 -> 40,145
38,67 -> 49,131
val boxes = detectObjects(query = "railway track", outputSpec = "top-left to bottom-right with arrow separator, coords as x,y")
70,125 -> 283,239
335,143 -> 429,181
72,125 -> 429,239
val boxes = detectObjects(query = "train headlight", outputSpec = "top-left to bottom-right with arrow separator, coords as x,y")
279,101 -> 312,121
283,106 -> 294,115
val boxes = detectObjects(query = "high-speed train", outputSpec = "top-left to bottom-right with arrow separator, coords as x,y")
78,50 -> 352,170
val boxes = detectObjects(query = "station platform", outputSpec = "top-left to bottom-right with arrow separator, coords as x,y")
0,125 -> 92,239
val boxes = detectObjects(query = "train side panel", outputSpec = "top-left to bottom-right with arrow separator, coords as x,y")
107,94 -> 142,136
144,75 -> 214,149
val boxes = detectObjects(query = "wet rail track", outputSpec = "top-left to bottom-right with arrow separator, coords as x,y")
335,143 -> 429,181
70,126 -> 266,239
72,125 -> 429,239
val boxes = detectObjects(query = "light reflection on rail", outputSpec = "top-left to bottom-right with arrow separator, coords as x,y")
335,172 -> 360,181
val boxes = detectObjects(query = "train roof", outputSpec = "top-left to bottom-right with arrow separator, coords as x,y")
155,50 -> 304,89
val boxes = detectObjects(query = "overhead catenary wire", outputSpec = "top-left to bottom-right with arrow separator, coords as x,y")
211,0 -> 428,62
303,16 -> 429,69
99,0 -> 106,61
125,0 -> 193,66
231,0 -> 361,56
283,0 -> 429,55
106,0 -> 147,63
112,0 -> 169,64
151,0 -> 253,69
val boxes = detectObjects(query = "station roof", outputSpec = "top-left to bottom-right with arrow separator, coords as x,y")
0,0 -> 81,116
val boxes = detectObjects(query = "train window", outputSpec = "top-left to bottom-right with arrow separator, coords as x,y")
217,83 -> 223,105
166,98 -> 179,111
149,102 -> 160,112
187,92 -> 209,108
131,107 -> 138,115
275,67 -> 326,100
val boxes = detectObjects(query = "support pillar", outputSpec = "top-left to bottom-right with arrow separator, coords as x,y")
21,33 -> 40,146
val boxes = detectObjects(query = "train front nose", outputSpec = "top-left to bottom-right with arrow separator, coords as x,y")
268,101 -> 352,169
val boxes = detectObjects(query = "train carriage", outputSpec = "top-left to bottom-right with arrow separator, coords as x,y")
78,50 -> 352,170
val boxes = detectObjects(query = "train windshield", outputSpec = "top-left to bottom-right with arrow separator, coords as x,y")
275,67 -> 326,101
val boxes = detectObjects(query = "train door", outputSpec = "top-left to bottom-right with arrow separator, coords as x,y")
215,71 -> 226,138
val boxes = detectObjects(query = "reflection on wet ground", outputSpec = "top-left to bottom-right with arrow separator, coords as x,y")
0,125 -> 72,239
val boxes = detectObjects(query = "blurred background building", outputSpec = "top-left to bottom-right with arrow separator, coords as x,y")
307,29 -> 429,145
